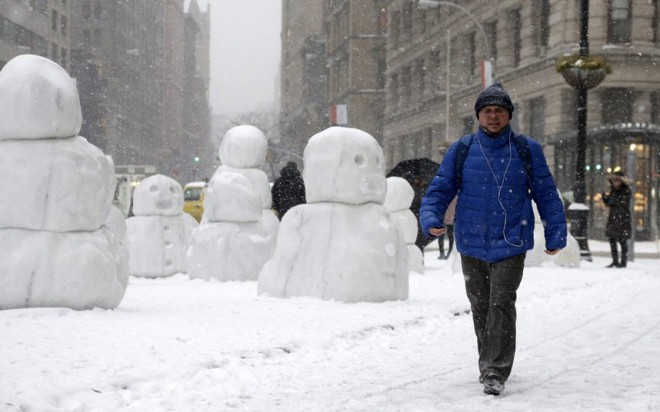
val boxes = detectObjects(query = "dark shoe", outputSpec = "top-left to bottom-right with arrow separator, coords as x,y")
616,262 -> 627,268
437,253 -> 445,259
606,262 -> 618,268
483,373 -> 505,396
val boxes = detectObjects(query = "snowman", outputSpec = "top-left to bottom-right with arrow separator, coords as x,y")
526,199 -> 581,268
213,125 -> 279,235
126,174 -> 198,277
258,127 -> 408,302
384,177 -> 425,274
0,54 -> 128,310
187,171 -> 275,281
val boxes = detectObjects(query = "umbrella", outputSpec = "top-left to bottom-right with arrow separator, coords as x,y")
386,157 -> 440,185
387,158 -> 441,250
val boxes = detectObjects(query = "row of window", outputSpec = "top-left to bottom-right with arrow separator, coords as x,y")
389,0 -> 659,63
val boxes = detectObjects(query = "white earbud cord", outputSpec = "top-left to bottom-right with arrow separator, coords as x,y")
476,131 -> 524,248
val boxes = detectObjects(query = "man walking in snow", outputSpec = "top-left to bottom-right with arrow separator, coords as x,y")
420,83 -> 567,395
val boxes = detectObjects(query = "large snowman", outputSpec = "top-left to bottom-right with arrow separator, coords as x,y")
258,127 -> 409,302
187,171 -> 275,281
384,177 -> 425,274
126,174 -> 198,277
0,55 -> 128,310
212,125 -> 279,239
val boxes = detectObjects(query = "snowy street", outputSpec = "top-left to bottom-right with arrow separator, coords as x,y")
2,245 -> 660,411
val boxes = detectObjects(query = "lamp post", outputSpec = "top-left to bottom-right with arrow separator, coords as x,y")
417,1 -> 493,143
560,0 -> 609,261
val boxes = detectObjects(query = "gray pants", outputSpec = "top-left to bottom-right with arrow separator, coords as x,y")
461,253 -> 526,381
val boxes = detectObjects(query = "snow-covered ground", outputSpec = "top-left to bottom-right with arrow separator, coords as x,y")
2,245 -> 660,411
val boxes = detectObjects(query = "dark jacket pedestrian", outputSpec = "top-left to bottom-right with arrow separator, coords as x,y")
271,161 -> 306,220
419,82 -> 567,396
602,171 -> 632,268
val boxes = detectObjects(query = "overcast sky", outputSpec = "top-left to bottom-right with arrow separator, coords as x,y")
199,0 -> 282,117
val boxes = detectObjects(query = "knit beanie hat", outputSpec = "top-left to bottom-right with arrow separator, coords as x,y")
474,82 -> 514,118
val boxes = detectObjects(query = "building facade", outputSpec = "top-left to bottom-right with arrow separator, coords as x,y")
279,0 -> 326,171
323,0 -> 389,144
384,0 -> 660,240
0,0 -> 70,69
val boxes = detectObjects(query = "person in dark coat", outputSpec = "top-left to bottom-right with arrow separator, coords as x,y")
420,83 -> 567,396
602,171 -> 632,268
271,161 -> 306,220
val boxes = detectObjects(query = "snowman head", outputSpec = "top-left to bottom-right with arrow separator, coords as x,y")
132,174 -> 184,216
384,177 -> 415,212
218,125 -> 267,168
303,127 -> 386,205
0,54 -> 82,140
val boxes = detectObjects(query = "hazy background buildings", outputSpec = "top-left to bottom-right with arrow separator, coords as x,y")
1,0 -> 212,184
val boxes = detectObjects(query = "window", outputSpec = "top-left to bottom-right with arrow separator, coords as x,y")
462,116 -> 474,134
94,28 -> 102,48
602,88 -> 633,124
651,91 -> 659,124
653,0 -> 659,43
93,2 -> 102,19
51,43 -> 58,61
82,1 -> 91,19
60,15 -> 67,36
510,9 -> 522,66
608,0 -> 631,44
529,97 -> 546,138
83,29 -> 91,45
484,21 -> 497,61
51,9 -> 58,32
532,0 -> 550,55
465,32 -> 476,79
390,11 -> 400,48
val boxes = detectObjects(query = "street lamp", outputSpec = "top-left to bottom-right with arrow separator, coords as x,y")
560,0 -> 608,261
417,1 -> 494,143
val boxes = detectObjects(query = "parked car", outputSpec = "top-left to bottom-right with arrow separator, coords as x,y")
183,181 -> 206,222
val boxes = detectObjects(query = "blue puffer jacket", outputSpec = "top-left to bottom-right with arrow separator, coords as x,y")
420,126 -> 567,263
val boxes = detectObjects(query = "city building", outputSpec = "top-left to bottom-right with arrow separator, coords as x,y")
323,0 -> 389,145
279,0 -> 326,171
383,0 -> 660,240
0,0 -> 70,69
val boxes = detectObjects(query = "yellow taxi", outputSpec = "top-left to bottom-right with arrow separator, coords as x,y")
183,181 -> 206,222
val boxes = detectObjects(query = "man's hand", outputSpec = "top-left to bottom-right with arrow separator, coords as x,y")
544,249 -> 561,255
429,227 -> 445,237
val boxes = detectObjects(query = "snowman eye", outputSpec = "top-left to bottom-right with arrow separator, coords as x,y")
150,185 -> 158,192
354,154 -> 366,166
169,186 -> 176,193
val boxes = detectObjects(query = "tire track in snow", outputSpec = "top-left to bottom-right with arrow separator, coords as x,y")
514,317 -> 660,394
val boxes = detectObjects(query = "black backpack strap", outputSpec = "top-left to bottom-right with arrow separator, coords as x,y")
454,134 -> 474,188
510,133 -> 533,191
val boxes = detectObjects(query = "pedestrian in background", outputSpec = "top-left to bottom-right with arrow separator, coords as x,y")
271,161 -> 306,220
602,171 -> 632,268
420,83 -> 567,396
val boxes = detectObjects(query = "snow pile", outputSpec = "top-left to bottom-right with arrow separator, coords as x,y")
126,174 -> 197,277
384,177 -> 425,273
526,201 -> 580,267
187,171 -> 275,281
0,54 -> 127,310
259,127 -> 408,302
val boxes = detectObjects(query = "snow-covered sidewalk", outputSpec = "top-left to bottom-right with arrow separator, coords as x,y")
2,254 -> 659,411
